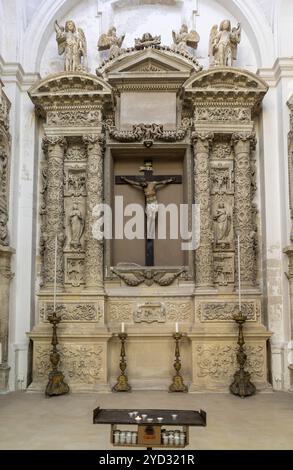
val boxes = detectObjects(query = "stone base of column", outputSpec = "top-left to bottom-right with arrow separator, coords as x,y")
0,364 -> 10,394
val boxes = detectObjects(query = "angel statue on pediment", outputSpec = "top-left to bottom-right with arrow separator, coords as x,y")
209,20 -> 241,67
55,19 -> 88,72
172,24 -> 200,53
98,27 -> 125,59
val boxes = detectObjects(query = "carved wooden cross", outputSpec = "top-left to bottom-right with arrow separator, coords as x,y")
116,160 -> 182,266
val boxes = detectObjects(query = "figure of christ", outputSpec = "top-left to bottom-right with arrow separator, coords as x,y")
120,176 -> 175,239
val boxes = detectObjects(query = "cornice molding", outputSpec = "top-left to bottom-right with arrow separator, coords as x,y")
0,55 -> 40,91
258,58 -> 293,87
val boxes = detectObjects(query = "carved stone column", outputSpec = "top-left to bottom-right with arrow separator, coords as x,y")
42,136 -> 67,287
232,133 -> 256,287
192,132 -> 214,288
0,246 -> 14,392
83,134 -> 105,291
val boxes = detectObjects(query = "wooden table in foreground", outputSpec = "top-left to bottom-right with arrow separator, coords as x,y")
93,408 -> 207,449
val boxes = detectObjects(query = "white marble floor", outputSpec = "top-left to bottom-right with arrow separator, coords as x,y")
0,391 -> 292,450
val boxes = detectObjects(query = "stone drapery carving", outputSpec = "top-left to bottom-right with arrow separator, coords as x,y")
172,24 -> 200,53
232,133 -> 257,286
108,124 -> 186,147
68,202 -> 85,250
135,33 -> 161,50
209,20 -> 241,67
134,302 -> 166,324
213,202 -> 232,248
42,136 -> 67,286
98,27 -> 125,59
195,344 -> 264,380
192,132 -> 214,287
34,344 -> 104,384
40,303 -> 101,322
83,134 -> 105,290
55,20 -> 88,72
111,267 -> 185,287
199,301 -> 259,322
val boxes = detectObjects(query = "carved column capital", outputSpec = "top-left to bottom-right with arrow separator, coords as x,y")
232,132 -> 256,151
192,131 -> 214,150
83,134 -> 105,151
42,136 -> 67,154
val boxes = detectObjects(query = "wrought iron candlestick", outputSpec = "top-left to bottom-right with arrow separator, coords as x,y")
112,333 -> 132,392
169,333 -> 188,393
45,310 -> 70,397
230,311 -> 256,398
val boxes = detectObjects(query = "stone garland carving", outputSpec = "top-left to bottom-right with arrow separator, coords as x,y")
111,267 -> 185,287
199,301 -> 259,322
42,136 -> 67,285
209,20 -> 241,67
41,303 -> 101,322
232,133 -> 257,286
55,20 -> 88,72
195,107 -> 250,122
134,302 -> 166,324
48,110 -> 102,127
34,344 -> 104,384
192,132 -> 214,287
195,344 -> 264,380
108,124 -> 186,147
83,134 -> 105,289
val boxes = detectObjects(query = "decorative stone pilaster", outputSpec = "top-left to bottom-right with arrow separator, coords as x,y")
83,134 -> 105,291
284,247 -> 293,382
0,246 -> 14,393
232,133 -> 257,287
42,136 -> 67,287
192,132 -> 214,288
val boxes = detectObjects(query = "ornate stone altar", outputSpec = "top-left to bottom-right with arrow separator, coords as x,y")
28,29 -> 271,393
0,80 -> 14,393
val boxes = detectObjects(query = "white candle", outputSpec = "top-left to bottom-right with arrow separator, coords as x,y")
175,322 -> 179,333
238,235 -> 241,311
53,234 -> 58,312
121,322 -> 125,333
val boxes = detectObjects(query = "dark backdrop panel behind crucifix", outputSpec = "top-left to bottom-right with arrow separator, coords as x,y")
113,155 -> 186,268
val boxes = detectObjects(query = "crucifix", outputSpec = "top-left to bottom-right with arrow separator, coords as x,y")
116,160 -> 182,267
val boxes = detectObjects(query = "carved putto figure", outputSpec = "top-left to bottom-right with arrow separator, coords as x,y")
55,20 -> 88,72
172,24 -> 200,53
98,27 -> 125,58
213,203 -> 231,247
209,20 -> 241,67
69,203 -> 84,250
134,33 -> 161,50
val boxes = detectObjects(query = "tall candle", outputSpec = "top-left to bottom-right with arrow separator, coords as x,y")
121,322 -> 125,333
237,235 -> 241,311
53,235 -> 58,312
175,322 -> 179,333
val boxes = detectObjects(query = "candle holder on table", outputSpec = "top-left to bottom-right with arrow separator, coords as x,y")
112,333 -> 132,393
230,311 -> 256,398
169,333 -> 188,393
45,310 -> 70,397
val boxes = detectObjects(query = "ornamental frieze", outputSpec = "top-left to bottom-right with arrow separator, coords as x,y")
40,303 -> 101,322
198,301 -> 260,322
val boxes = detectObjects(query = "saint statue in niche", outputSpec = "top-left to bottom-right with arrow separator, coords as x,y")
55,20 -> 88,72
98,27 -> 125,58
213,202 -> 231,247
172,24 -> 200,53
69,202 -> 84,250
209,20 -> 241,67
120,176 -> 175,239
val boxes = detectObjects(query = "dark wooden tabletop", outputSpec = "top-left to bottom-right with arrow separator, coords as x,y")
93,408 -> 207,426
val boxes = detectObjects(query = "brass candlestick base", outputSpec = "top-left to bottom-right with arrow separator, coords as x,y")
169,333 -> 188,393
230,311 -> 256,398
45,310 -> 70,397
112,333 -> 132,393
